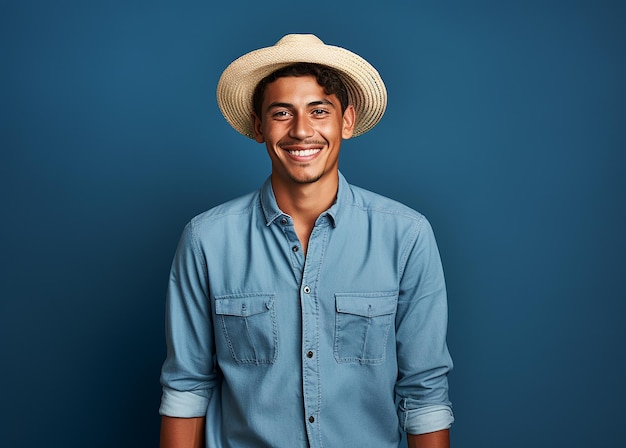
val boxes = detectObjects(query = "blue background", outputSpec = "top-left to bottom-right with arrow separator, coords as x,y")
2,1 -> 625,447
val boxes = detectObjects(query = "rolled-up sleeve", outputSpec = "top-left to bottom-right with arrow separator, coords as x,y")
159,220 -> 218,417
395,216 -> 454,434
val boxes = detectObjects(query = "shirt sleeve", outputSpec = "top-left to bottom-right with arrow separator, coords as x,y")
159,220 -> 219,417
395,216 -> 454,434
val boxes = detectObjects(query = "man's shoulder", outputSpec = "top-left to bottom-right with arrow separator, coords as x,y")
190,189 -> 260,227
346,183 -> 425,223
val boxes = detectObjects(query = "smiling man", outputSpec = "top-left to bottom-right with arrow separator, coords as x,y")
159,34 -> 454,448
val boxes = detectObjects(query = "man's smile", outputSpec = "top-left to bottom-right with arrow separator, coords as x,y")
284,147 -> 322,161
279,142 -> 325,161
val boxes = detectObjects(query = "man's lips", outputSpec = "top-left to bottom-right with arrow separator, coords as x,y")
286,148 -> 321,157
280,144 -> 324,160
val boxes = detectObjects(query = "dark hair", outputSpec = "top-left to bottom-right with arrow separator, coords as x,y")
252,63 -> 349,119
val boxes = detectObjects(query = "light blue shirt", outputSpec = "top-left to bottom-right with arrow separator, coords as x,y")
160,173 -> 453,447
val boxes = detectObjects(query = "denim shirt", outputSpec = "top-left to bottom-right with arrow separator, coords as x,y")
160,173 -> 454,447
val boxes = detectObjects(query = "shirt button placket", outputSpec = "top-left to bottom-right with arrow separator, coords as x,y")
302,280 -> 318,444
300,224 -> 329,447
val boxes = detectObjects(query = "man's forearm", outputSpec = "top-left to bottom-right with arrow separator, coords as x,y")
407,429 -> 450,448
160,416 -> 205,448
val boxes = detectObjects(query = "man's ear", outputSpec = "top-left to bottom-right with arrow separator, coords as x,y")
252,113 -> 265,143
341,105 -> 356,139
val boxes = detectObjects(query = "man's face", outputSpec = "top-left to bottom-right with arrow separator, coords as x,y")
253,75 -> 355,186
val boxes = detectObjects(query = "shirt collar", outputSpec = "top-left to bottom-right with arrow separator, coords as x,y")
259,172 -> 351,227
260,177 -> 283,226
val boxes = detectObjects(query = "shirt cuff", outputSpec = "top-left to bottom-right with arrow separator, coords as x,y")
399,403 -> 454,435
159,386 -> 210,417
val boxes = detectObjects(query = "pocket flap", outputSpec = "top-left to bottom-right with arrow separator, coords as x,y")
335,292 -> 397,317
215,294 -> 274,317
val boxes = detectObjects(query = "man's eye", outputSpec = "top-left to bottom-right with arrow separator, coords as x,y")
312,109 -> 328,116
272,111 -> 290,119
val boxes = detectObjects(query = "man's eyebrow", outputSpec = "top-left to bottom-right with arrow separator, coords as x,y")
265,99 -> 336,112
308,99 -> 335,108
266,102 -> 293,111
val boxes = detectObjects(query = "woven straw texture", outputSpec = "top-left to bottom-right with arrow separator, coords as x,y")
216,34 -> 387,139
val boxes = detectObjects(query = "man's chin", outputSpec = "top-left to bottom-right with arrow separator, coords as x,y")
282,166 -> 325,185
289,173 -> 324,184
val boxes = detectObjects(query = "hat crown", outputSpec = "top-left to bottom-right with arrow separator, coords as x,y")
275,34 -> 324,47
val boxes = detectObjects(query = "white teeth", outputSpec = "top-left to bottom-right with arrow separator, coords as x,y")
288,149 -> 320,157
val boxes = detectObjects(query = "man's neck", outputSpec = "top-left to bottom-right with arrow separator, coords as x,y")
271,171 -> 339,254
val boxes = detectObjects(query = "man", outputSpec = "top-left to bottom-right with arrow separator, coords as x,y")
160,34 -> 453,448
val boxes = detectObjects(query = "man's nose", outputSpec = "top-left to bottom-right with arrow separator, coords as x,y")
289,114 -> 314,140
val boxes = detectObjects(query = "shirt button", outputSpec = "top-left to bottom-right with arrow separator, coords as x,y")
306,351 -> 314,358
292,245 -> 299,252
280,218 -> 287,225
308,416 -> 315,423
303,286 -> 311,294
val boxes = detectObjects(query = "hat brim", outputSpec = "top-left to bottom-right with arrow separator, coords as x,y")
216,34 -> 387,139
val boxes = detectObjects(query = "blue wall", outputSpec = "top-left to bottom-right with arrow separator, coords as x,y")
2,1 -> 625,446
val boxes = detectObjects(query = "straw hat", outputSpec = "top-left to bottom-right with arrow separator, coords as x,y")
216,34 -> 387,139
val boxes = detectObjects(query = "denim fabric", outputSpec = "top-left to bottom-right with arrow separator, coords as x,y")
160,173 -> 453,447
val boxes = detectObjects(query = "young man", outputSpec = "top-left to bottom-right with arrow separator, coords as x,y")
160,34 -> 453,448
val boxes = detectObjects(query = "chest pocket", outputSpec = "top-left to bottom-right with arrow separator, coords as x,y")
214,294 -> 277,364
334,292 -> 398,364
